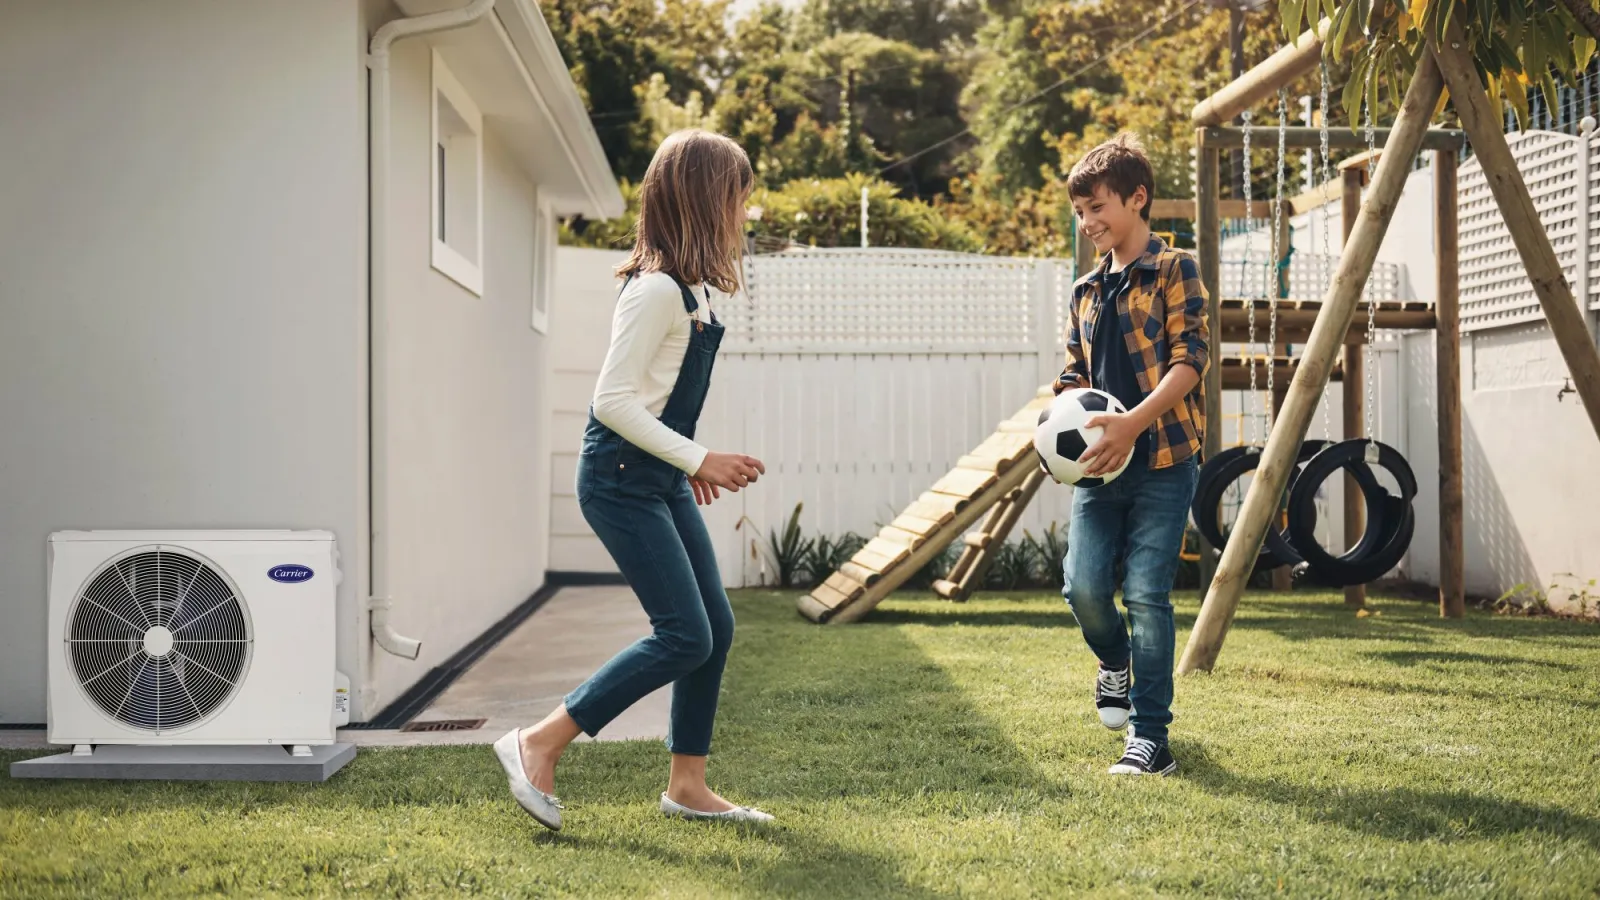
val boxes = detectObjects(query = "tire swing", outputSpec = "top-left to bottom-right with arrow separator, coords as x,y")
1192,440 -> 1332,570
1287,440 -> 1416,586
1284,79 -> 1418,588
1192,93 -> 1304,570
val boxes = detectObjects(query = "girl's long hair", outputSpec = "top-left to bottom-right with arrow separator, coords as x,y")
617,130 -> 753,294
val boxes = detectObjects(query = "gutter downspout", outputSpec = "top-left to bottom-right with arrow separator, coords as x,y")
366,0 -> 497,665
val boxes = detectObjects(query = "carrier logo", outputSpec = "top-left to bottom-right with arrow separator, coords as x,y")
268,565 -> 315,584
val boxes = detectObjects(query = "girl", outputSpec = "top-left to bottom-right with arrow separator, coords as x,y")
494,130 -> 770,830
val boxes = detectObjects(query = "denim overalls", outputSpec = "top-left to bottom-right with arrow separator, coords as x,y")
564,274 -> 733,757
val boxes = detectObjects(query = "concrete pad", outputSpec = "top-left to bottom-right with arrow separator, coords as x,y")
10,743 -> 356,782
340,586 -> 668,747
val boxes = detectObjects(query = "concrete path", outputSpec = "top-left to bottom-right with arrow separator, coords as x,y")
341,585 -> 667,747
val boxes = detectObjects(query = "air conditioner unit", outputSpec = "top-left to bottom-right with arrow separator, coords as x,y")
46,530 -> 349,757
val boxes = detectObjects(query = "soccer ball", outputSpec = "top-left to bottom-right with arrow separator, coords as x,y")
1034,388 -> 1132,487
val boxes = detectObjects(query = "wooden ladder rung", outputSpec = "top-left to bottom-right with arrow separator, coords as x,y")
839,561 -> 880,586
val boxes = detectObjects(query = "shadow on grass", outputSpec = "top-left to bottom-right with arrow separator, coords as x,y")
1181,744 -> 1600,845
865,593 -> 1201,635
1224,596 -> 1600,649
1369,649 -> 1582,671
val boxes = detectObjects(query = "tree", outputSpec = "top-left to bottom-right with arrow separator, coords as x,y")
1282,0 -> 1597,128
935,172 -> 1073,256
792,0 -> 983,52
962,0 -> 1093,194
541,0 -> 732,181
806,32 -> 966,197
750,174 -> 983,251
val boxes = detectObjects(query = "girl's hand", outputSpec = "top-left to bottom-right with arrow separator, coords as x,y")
693,452 -> 766,492
690,477 -> 721,506
1080,412 -> 1143,477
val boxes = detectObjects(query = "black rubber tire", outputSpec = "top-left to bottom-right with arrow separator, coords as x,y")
1192,447 -> 1299,570
1260,439 -> 1335,565
1286,440 -> 1418,587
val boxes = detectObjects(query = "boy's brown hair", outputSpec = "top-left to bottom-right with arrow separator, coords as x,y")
1067,132 -> 1155,222
618,129 -> 754,294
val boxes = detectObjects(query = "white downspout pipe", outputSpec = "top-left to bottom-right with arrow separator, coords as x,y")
366,0 -> 496,663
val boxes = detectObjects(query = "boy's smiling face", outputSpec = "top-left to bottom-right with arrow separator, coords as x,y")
1070,182 -> 1148,256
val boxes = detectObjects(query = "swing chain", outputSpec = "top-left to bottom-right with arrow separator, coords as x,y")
1267,89 -> 1288,436
1241,108 -> 1258,446
1319,59 -> 1333,442
1362,64 -> 1380,465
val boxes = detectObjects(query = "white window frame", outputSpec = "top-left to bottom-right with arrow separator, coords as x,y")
430,50 -> 484,296
530,197 -> 553,333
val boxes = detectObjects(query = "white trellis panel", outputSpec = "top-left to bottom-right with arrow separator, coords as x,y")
1460,130 -> 1585,331
731,248 -> 1060,353
1589,130 -> 1600,313
1219,251 -> 1406,303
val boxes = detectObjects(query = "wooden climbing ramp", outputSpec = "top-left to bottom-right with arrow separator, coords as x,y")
797,386 -> 1055,624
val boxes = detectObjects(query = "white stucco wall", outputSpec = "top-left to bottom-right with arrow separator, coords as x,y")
366,35 -> 559,710
0,0 -> 368,723
547,248 -> 628,574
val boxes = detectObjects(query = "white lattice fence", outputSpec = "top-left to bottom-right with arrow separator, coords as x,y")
1460,130 -> 1590,330
733,248 -> 1065,352
1219,250 -> 1407,303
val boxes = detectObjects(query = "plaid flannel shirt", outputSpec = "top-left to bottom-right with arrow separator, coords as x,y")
1052,235 -> 1210,469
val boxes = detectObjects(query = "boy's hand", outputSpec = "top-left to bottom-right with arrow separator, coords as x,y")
1053,373 -> 1089,395
1080,412 -> 1144,477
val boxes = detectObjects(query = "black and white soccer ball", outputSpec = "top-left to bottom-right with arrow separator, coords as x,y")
1034,388 -> 1132,487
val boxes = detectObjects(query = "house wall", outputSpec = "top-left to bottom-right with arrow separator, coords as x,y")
368,35 -> 557,710
548,249 -> 627,575
0,0 -> 368,723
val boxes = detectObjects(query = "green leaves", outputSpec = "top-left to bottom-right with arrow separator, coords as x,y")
1296,0 -> 1595,125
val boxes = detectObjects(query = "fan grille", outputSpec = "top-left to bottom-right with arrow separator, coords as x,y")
67,547 -> 252,733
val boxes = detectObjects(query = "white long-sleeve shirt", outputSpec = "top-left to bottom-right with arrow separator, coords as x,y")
590,272 -> 728,475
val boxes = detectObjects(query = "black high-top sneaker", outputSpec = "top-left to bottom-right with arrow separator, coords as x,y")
1108,735 -> 1177,776
1094,663 -> 1131,730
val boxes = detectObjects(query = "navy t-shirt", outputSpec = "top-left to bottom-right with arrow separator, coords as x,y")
1091,267 -> 1150,467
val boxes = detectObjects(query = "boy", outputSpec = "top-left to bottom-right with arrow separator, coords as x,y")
1054,132 -> 1209,776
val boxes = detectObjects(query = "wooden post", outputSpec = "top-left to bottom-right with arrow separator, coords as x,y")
1430,28 -> 1600,443
1074,224 -> 1094,283
1178,53 -> 1444,675
1434,149 -> 1465,618
1192,19 -> 1332,126
1340,165 -> 1367,609
1270,376 -> 1293,591
1196,138 -> 1224,597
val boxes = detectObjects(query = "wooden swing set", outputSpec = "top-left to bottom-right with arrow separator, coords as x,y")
800,18 -> 1600,675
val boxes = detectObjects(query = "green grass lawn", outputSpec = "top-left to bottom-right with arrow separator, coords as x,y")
4,590 -> 1599,898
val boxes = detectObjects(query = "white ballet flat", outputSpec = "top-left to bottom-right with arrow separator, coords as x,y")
493,729 -> 563,831
659,792 -> 775,824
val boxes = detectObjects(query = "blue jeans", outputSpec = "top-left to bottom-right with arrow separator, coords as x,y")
564,438 -> 734,756
1062,457 -> 1198,743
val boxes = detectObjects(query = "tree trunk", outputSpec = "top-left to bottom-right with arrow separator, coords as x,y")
1556,0 -> 1600,42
